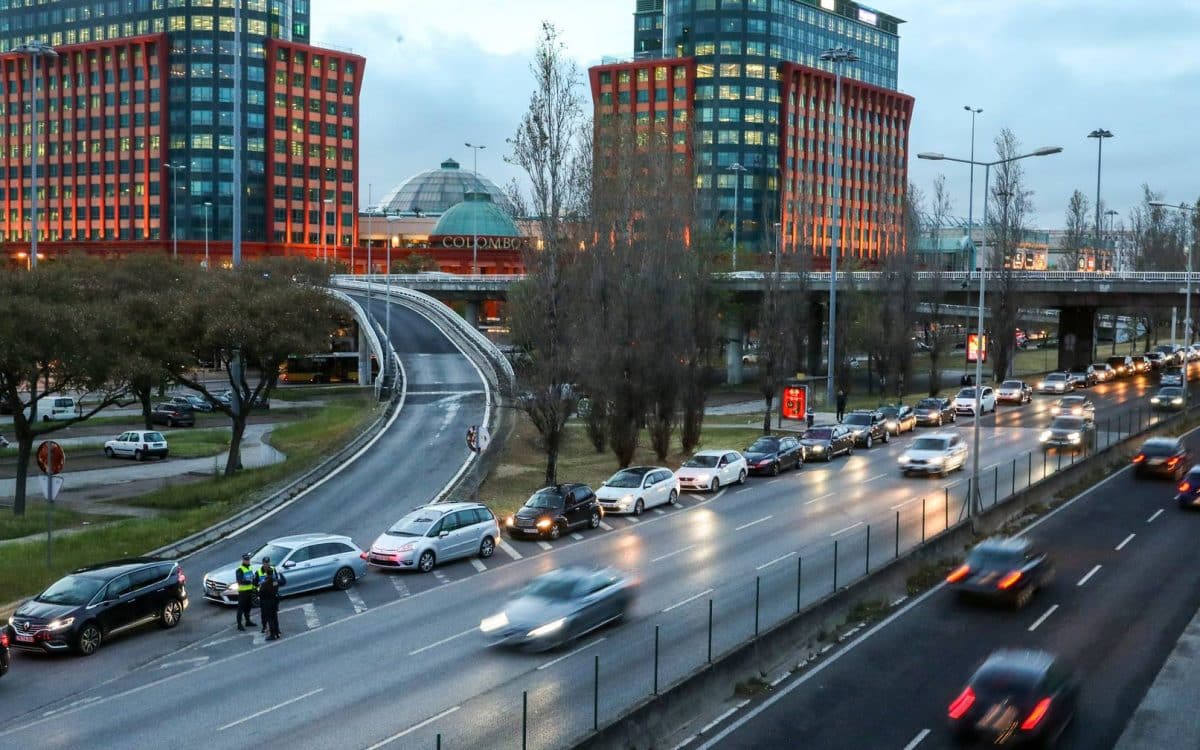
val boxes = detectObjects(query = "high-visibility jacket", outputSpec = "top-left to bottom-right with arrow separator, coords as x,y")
235,564 -> 256,592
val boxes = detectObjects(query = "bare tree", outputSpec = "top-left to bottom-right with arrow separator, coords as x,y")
1060,189 -> 1091,271
679,232 -> 725,453
986,129 -> 1034,382
919,178 -> 953,395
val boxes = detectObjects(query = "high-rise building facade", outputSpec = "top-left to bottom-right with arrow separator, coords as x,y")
0,0 -> 362,265
598,0 -> 910,262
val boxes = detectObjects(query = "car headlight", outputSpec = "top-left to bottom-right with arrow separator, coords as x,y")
898,455 -> 910,465
1068,432 -> 1081,443
1174,397 -> 1185,405
397,542 -> 415,553
1038,382 -> 1047,389
528,618 -> 565,638
505,516 -> 515,527
810,446 -> 824,453
756,459 -> 771,466
1039,430 -> 1052,442
1151,397 -> 1161,404
620,494 -> 634,507
226,582 -> 239,592
480,612 -> 509,633
929,455 -> 945,465
693,473 -> 710,483
1071,407 -> 1082,415
536,518 -> 553,530
47,617 -> 75,631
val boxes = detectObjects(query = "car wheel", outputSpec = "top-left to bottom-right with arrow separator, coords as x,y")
770,462 -> 780,477
479,536 -> 495,558
74,622 -> 102,656
333,566 -> 356,590
711,477 -> 721,492
134,449 -> 144,461
1014,587 -> 1034,609
737,469 -> 747,485
865,435 -> 873,449
158,599 -> 183,629
936,415 -> 943,426
417,550 -> 436,573
589,510 -> 601,529
104,447 -> 115,458
883,431 -> 890,444
668,490 -> 678,505
548,523 -> 562,540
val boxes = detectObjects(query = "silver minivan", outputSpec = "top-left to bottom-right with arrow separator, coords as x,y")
368,502 -> 500,573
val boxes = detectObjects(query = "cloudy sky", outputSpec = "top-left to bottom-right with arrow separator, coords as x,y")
312,0 -> 1200,228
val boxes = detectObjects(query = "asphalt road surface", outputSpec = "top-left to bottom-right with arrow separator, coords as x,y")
0,326 -> 1193,749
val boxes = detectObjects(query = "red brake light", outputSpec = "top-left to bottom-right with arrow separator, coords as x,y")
948,687 -> 976,719
0,631 -> 8,648
360,552 -> 368,560
996,571 -> 1023,590
946,564 -> 970,583
1020,697 -> 1053,730
177,568 -> 187,584
1133,454 -> 1145,463
1167,457 -> 1180,467
1180,482 -> 1192,493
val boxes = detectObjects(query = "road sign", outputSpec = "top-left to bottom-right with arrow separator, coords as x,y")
38,474 -> 64,502
781,384 -> 808,421
36,440 -> 65,475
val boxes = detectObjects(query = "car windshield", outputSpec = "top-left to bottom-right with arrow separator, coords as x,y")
966,548 -> 1024,570
879,407 -> 900,418
911,437 -> 949,451
916,399 -> 942,410
1001,381 -> 1023,388
1046,373 -> 1067,381
1060,397 -> 1086,406
252,543 -> 294,564
972,668 -> 1040,700
606,470 -> 647,488
525,490 -> 565,509
683,455 -> 719,468
388,511 -> 442,536
956,388 -> 976,399
747,438 -> 780,453
37,574 -> 107,605
524,576 -> 582,600
1142,440 -> 1181,457
803,429 -> 832,440
843,414 -> 871,425
1159,387 -> 1183,397
1050,417 -> 1084,430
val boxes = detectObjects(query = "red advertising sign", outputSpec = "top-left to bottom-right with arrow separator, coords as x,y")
781,385 -> 807,420
966,334 -> 988,364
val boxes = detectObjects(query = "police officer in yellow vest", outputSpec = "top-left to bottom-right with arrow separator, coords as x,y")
235,552 -> 258,631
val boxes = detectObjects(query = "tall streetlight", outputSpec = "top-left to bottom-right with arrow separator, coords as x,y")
963,106 -> 983,272
465,142 -> 486,275
203,201 -> 212,269
1088,129 -> 1114,270
819,46 -> 858,408
1150,200 -> 1195,409
729,163 -> 748,270
165,163 -> 187,258
918,145 -> 1063,521
16,39 -> 58,269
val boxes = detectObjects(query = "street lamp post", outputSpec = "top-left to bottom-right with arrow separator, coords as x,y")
964,106 -> 983,272
1088,129 -> 1114,271
466,142 -> 486,275
729,163 -> 747,270
16,40 -> 59,269
819,46 -> 859,408
165,163 -> 187,259
203,201 -> 212,269
918,145 -> 1063,521
1150,200 -> 1196,410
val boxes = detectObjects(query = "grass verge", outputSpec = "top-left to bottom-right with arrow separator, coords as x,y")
0,507 -> 116,543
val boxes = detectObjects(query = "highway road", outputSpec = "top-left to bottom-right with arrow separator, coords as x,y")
0,327 -> 1192,749
699,427 -> 1200,750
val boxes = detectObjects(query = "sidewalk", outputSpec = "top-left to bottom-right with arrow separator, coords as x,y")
1113,604 -> 1200,749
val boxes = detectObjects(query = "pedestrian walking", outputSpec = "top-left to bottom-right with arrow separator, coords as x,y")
836,389 -> 847,422
257,558 -> 286,640
235,552 -> 257,631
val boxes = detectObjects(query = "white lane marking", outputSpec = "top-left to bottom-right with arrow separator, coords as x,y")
200,634 -> 242,649
1077,564 -> 1102,587
497,539 -> 523,560
1147,508 -> 1165,523
1028,604 -> 1059,632
830,521 -> 863,537
863,473 -> 886,483
363,706 -> 462,750
279,602 -> 321,630
536,636 -> 606,671
390,576 -> 411,598
766,478 -> 782,485
769,672 -> 789,688
756,551 -> 796,571
734,487 -> 752,494
902,728 -> 931,750
806,492 -> 834,505
599,521 -> 613,531
470,559 -> 487,573
346,587 -> 368,614
735,515 -> 772,532
537,541 -> 553,551
218,688 -> 323,731
571,533 -> 584,540
891,497 -> 921,510
699,701 -> 748,735
662,588 -> 714,614
626,515 -> 641,523
651,545 -> 695,563
252,630 -> 268,646
1115,533 -> 1136,551
159,656 -> 209,670
41,697 -> 100,718
408,627 -> 476,656
653,508 -> 666,515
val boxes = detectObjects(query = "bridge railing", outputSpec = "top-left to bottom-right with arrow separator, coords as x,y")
333,271 -> 1200,286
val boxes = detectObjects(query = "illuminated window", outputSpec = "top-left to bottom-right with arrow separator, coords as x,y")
719,63 -> 740,78
191,16 -> 213,31
695,42 -> 715,55
168,15 -> 185,31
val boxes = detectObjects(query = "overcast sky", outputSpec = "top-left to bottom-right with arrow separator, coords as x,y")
312,0 -> 1200,229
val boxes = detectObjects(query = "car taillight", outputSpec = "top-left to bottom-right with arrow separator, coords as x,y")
0,631 -> 7,648
1167,457 -> 1180,467
996,571 -> 1023,589
178,568 -> 187,584
948,687 -> 976,719
360,552 -> 368,560
1180,482 -> 1192,494
1133,454 -> 1145,463
1020,697 -> 1053,730
946,564 -> 970,583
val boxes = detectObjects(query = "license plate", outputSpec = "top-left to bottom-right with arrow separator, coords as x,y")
1147,458 -> 1164,466
15,634 -> 33,642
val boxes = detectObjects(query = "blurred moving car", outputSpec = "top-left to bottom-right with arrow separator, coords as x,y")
1106,355 -> 1134,377
841,410 -> 891,447
948,649 -> 1078,746
997,380 -> 1033,405
675,450 -> 748,492
741,436 -> 803,476
506,484 -> 602,539
879,405 -> 917,435
898,433 -> 967,477
1038,373 -> 1073,394
150,402 -> 195,428
1145,351 -> 1167,371
1175,465 -> 1200,509
1132,437 -> 1191,480
597,467 -> 678,515
7,558 -> 187,656
1130,354 -> 1150,374
1091,363 -> 1116,383
479,567 -> 636,652
953,386 -> 996,416
913,397 -> 956,427
1150,386 -> 1186,412
368,503 -> 499,572
1067,365 -> 1097,388
799,425 -> 855,461
945,537 -> 1053,608
1049,395 -> 1095,421
104,430 -> 169,461
1160,367 -> 1185,387
1039,416 -> 1095,453
203,534 -> 367,605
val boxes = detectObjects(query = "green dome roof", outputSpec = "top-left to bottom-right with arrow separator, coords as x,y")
432,192 -> 520,237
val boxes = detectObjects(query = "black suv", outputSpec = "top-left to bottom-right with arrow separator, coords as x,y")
507,484 -> 602,540
841,410 -> 890,448
7,558 -> 188,656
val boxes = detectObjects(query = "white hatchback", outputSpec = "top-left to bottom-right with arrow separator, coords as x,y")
597,466 -> 679,515
104,430 -> 169,461
675,450 -> 748,492
953,386 -> 996,416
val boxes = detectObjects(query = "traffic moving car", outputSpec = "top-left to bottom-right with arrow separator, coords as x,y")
368,503 -> 499,572
479,567 -> 636,652
150,402 -> 195,428
841,410 -> 890,447
913,397 -> 955,426
898,433 -> 967,477
7,558 -> 187,656
0,627 -> 8,677
945,537 -> 1053,608
596,466 -> 678,515
506,484 -> 602,538
799,425 -> 855,461
948,649 -> 1078,746
1092,362 -> 1116,382
953,386 -> 996,416
103,430 -> 169,461
1150,386 -> 1186,411
675,450 -> 747,492
1132,437 -> 1191,480
1154,344 -> 1183,365
1145,351 -> 1167,371
879,405 -> 917,435
1049,395 -> 1095,421
1160,367 -> 1184,387
1039,416 -> 1095,453
996,380 -> 1033,404
1176,466 -> 1200,509
1107,354 -> 1134,377
1067,365 -> 1097,388
741,436 -> 803,476
202,534 -> 367,605
1037,373 -> 1073,394
1130,354 -> 1150,373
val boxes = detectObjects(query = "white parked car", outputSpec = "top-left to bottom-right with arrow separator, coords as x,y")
1038,372 -> 1073,394
675,450 -> 747,492
596,466 -> 678,515
898,433 -> 969,477
104,430 -> 169,461
953,386 -> 996,416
